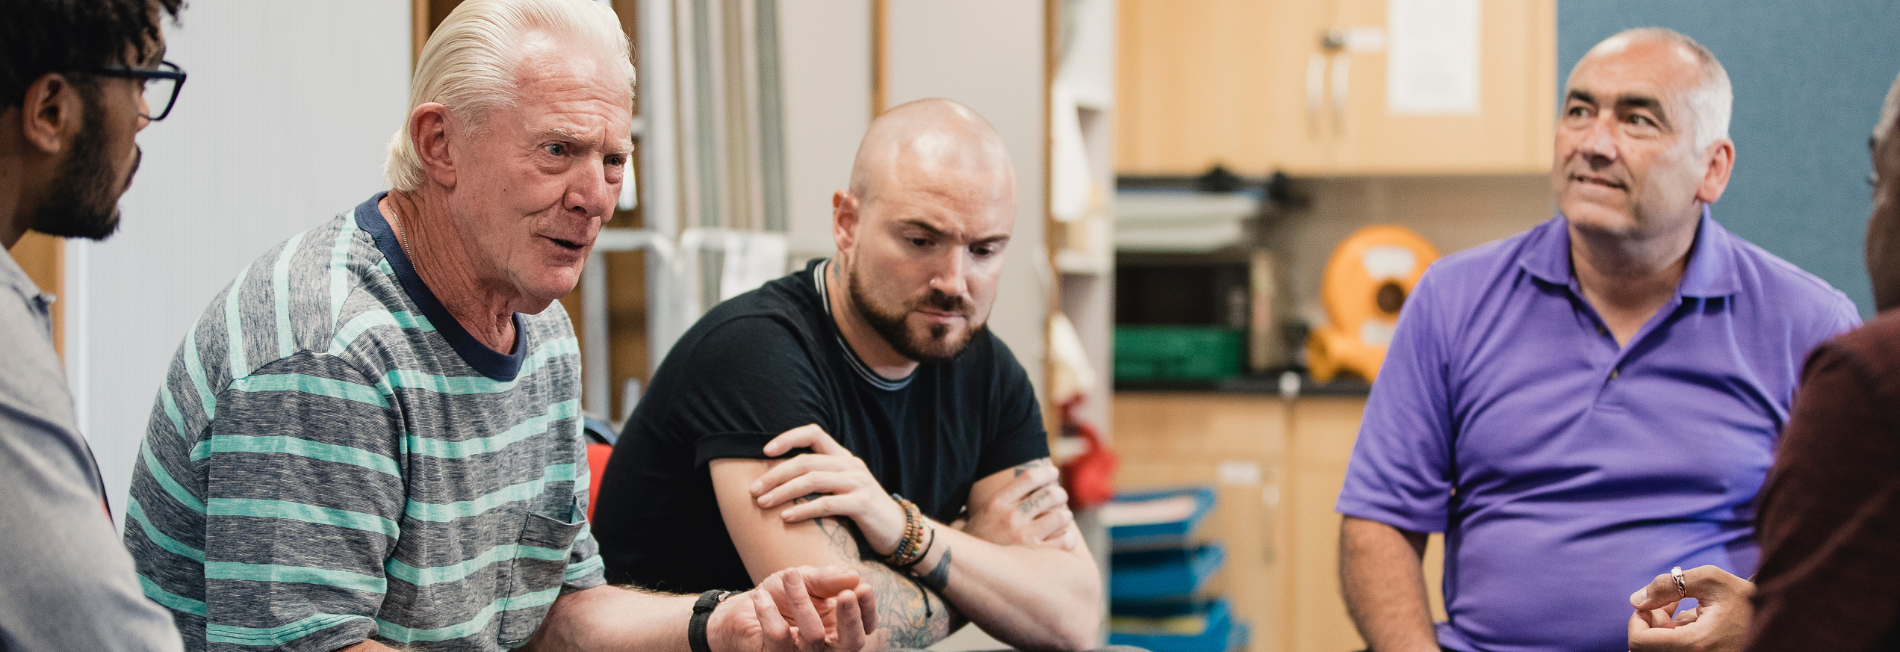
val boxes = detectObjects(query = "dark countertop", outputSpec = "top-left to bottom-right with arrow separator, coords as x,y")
1114,372 -> 1371,397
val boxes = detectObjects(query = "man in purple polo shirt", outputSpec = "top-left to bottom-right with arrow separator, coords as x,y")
1335,28 -> 1861,652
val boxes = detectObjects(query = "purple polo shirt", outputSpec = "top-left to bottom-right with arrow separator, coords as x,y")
1336,209 -> 1859,652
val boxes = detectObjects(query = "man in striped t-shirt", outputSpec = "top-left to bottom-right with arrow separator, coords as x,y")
124,1 -> 873,651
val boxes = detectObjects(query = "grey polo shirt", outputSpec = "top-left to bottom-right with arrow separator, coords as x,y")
0,245 -> 183,651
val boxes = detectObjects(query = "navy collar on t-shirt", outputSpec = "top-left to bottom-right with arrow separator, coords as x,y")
810,258 -> 916,391
354,192 -> 527,381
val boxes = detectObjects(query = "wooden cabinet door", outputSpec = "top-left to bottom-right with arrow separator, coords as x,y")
1283,396 -> 1448,651
1283,396 -> 1367,652
1116,0 -> 1332,176
1115,0 -> 1553,176
1325,0 -> 1555,174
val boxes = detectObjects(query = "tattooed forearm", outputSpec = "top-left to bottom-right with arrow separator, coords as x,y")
866,558 -> 954,647
917,548 -> 952,594
812,515 -> 957,647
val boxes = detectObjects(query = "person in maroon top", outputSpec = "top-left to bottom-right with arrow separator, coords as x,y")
1624,70 -> 1900,652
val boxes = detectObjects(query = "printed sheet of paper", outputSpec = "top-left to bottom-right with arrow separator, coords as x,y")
1386,0 -> 1481,115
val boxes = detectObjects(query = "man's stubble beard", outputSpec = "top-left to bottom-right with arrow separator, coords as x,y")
844,259 -> 985,365
29,84 -> 130,241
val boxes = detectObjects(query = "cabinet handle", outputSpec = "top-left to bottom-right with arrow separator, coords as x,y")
1306,53 -> 1327,135
1331,52 -> 1351,137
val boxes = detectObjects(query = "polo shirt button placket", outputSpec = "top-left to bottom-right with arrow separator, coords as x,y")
1609,367 -> 1620,380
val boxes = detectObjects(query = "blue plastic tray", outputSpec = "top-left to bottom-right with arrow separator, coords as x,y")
1107,486 -> 1217,550
1109,544 -> 1225,602
1109,598 -> 1247,652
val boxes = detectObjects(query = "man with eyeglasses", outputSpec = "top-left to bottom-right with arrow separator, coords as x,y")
0,0 -> 189,650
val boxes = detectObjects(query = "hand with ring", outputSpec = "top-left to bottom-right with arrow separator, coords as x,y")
1626,564 -> 1755,652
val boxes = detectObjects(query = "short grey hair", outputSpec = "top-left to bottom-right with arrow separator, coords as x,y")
384,0 -> 634,191
1571,27 -> 1733,151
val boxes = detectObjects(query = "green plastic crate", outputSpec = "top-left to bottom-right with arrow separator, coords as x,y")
1114,326 -> 1243,381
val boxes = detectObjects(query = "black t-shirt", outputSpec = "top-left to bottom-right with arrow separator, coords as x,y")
591,259 -> 1049,593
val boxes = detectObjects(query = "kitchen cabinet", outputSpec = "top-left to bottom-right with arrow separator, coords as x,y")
1116,0 -> 1555,176
1112,392 -> 1446,652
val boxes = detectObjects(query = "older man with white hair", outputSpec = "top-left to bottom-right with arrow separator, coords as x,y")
123,1 -> 873,651
1334,28 -> 1859,652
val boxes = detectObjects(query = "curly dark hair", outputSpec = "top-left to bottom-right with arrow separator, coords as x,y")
1,0 -> 186,109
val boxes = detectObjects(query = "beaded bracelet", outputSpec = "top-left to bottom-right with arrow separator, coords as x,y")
882,494 -> 930,567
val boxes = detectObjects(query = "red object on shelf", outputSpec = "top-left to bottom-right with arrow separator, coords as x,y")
1058,397 -> 1118,511
585,442 -> 613,520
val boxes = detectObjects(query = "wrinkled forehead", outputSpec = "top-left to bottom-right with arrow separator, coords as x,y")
872,157 -> 1016,235
1567,36 -> 1701,96
516,32 -> 633,103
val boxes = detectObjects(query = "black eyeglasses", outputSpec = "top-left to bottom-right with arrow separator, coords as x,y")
79,60 -> 187,121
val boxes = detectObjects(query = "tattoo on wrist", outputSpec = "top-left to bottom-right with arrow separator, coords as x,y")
812,514 -> 954,647
917,548 -> 952,594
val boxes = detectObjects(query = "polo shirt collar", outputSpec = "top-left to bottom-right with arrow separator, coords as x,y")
1676,206 -> 1740,298
1522,204 -> 1739,298
0,241 -> 37,296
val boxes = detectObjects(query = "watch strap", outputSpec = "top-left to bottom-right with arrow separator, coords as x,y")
689,589 -> 730,652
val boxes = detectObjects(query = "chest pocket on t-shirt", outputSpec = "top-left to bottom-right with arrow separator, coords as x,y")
495,497 -> 585,647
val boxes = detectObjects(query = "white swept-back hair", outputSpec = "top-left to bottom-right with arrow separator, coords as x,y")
384,0 -> 634,191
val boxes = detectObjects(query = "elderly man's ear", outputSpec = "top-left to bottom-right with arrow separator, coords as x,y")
15,73 -> 85,157
409,102 -> 458,189
1693,139 -> 1737,205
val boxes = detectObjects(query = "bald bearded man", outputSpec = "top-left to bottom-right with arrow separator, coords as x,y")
591,99 -> 1106,651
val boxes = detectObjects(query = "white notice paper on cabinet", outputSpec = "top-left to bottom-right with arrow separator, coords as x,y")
1387,0 -> 1480,115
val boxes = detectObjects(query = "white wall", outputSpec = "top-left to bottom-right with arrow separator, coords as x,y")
69,1 -> 411,525
776,0 -> 871,259
886,0 -> 1049,392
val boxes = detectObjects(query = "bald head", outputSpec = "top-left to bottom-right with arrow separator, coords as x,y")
827,99 -> 1017,367
848,98 -> 1015,208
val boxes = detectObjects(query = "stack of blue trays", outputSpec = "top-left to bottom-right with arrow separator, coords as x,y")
1109,599 -> 1250,652
1104,487 -> 1250,652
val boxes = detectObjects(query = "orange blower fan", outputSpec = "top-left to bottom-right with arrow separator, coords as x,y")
1307,225 -> 1439,383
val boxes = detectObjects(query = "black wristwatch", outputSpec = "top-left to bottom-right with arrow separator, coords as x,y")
689,590 -> 736,652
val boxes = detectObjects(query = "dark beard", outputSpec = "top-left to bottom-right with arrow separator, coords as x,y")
29,84 -> 129,241
846,262 -> 985,365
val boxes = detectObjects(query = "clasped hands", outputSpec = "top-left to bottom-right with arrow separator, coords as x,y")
750,424 -> 1079,559
1626,565 -> 1755,652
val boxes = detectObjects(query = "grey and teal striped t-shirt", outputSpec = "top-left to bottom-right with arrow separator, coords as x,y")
125,194 -> 605,652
